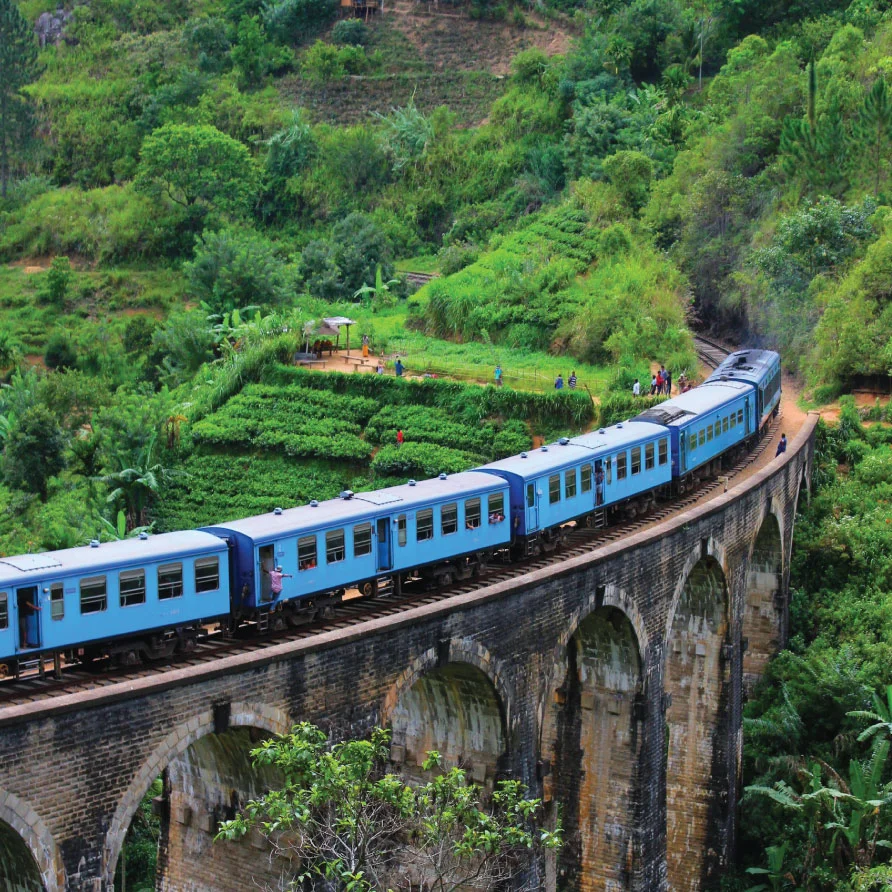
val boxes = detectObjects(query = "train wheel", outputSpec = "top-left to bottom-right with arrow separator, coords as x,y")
360,581 -> 375,598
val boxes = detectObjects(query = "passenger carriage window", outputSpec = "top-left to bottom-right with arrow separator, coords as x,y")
658,439 -> 668,465
0,592 -> 7,629
326,529 -> 346,563
581,464 -> 592,493
465,498 -> 481,529
442,503 -> 458,536
631,447 -> 641,475
50,582 -> 64,619
158,563 -> 183,600
645,443 -> 655,470
689,433 -> 697,451
698,429 -> 706,447
737,409 -> 744,425
119,569 -> 146,607
397,515 -> 407,547
730,412 -> 736,428
195,557 -> 220,593
565,469 -> 577,498
606,457 -> 612,484
722,417 -> 729,433
617,452 -> 627,480
298,535 -> 317,570
488,493 -> 504,522
81,576 -> 107,614
417,509 -> 434,542
707,425 -> 714,442
549,474 -> 561,504
526,484 -> 535,507
714,421 -> 721,437
354,523 -> 372,557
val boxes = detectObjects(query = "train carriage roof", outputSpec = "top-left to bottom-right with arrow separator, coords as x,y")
478,421 -> 667,482
634,381 -> 753,428
203,471 -> 508,542
0,530 -> 227,583
705,350 -> 780,386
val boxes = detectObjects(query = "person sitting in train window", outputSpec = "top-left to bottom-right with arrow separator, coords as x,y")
264,565 -> 292,598
489,512 -> 504,523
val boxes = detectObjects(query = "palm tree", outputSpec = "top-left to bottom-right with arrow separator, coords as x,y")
96,432 -> 186,531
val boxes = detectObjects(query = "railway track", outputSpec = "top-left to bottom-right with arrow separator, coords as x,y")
0,412 -> 781,709
694,335 -> 732,370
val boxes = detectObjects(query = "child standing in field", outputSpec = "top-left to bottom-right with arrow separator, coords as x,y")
494,364 -> 503,387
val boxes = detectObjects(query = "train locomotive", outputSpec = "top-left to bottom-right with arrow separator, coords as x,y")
0,349 -> 781,674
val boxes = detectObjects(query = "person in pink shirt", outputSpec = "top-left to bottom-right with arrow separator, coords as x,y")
264,565 -> 292,599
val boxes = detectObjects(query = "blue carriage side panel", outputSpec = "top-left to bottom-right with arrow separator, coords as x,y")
571,422 -> 672,508
706,350 -> 781,428
201,472 -> 512,608
476,442 -> 597,536
0,531 -> 230,662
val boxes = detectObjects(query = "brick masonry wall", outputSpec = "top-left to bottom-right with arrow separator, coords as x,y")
0,418 -> 817,892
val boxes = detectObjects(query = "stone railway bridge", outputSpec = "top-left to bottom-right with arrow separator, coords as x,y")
0,416 -> 818,892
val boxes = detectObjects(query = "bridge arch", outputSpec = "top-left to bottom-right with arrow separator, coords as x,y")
102,701 -> 291,888
663,545 -> 730,892
541,588 -> 645,890
0,790 -> 65,892
743,505 -> 785,688
383,640 -> 511,786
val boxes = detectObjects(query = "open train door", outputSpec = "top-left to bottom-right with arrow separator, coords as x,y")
376,518 -> 392,572
15,586 -> 40,651
526,482 -> 540,533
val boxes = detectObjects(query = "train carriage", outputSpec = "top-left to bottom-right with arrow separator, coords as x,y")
477,420 -> 672,541
635,381 -> 756,482
200,472 -> 511,618
0,531 -> 230,666
706,349 -> 782,431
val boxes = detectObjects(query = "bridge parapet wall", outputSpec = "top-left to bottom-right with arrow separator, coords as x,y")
0,415 -> 818,892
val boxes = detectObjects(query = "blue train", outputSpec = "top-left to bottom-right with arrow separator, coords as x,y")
0,350 -> 781,673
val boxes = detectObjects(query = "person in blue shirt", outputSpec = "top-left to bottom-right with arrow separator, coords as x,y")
395,358 -> 404,377
568,371 -> 577,389
775,433 -> 787,457
494,364 -> 503,387
555,374 -> 564,390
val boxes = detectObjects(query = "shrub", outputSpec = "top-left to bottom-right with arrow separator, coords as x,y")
332,18 -> 367,45
370,443 -> 481,478
44,333 -> 78,371
184,227 -> 295,315
37,257 -> 73,307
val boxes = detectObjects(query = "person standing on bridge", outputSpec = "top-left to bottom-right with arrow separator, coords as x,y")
776,433 -> 787,457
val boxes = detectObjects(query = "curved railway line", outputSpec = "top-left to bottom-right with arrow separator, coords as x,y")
0,339 -> 796,710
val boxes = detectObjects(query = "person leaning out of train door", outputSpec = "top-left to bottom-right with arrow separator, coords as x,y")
264,565 -> 292,599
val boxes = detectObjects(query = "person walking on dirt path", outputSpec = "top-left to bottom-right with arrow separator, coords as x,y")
395,357 -> 404,377
362,334 -> 370,358
775,433 -> 787,457
568,371 -> 577,389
